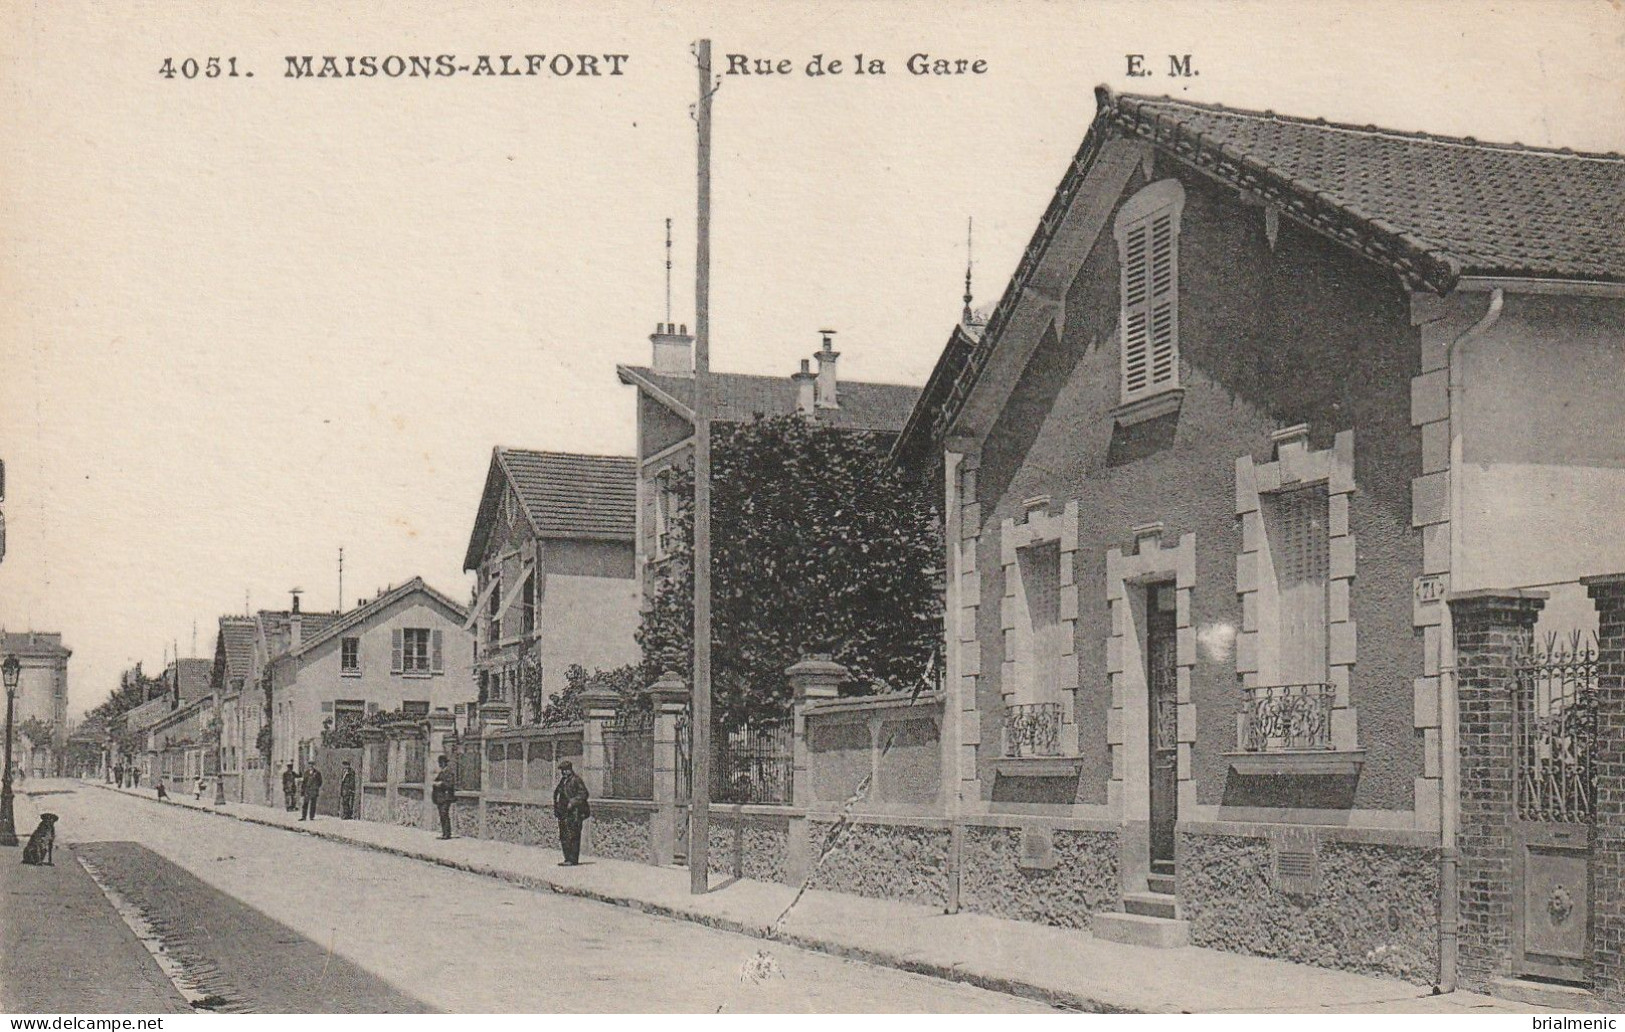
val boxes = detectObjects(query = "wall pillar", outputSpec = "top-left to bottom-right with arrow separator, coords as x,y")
645,672 -> 689,866
1584,573 -> 1625,1004
425,709 -> 455,831
788,654 -> 848,883
579,687 -> 619,801
1448,588 -> 1545,990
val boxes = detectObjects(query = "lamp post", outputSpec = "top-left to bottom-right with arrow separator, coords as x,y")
1,653 -> 21,846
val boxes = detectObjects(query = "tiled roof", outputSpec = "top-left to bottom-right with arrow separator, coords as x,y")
218,617 -> 256,685
254,610 -> 342,666
0,631 -> 70,657
464,449 -> 637,569
1106,89 -> 1625,287
620,367 -> 921,433
892,85 -> 1625,470
166,658 -> 214,704
290,577 -> 469,658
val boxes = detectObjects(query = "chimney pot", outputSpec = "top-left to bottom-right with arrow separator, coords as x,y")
650,323 -> 695,378
815,330 -> 840,409
792,358 -> 818,415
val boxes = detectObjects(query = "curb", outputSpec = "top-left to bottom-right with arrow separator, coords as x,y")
88,782 -> 1111,1012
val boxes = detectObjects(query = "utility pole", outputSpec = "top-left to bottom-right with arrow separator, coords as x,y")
338,547 -> 345,613
689,37 -> 714,895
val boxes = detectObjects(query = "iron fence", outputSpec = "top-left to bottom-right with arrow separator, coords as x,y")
1003,702 -> 1062,757
1516,630 -> 1598,823
604,706 -> 655,801
713,719 -> 794,805
1238,682 -> 1335,752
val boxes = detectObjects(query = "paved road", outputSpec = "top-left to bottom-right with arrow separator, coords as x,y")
28,783 -> 1051,1013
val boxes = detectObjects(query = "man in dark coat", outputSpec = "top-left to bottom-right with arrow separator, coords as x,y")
431,754 -> 456,840
553,760 -> 590,866
281,763 -> 299,811
339,760 -> 358,820
299,764 -> 323,821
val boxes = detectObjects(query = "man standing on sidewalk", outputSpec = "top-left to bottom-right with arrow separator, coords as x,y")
553,760 -> 589,866
339,760 -> 357,820
431,754 -> 456,840
299,764 -> 322,821
281,763 -> 298,811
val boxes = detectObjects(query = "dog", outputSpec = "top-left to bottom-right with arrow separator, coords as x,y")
20,813 -> 57,866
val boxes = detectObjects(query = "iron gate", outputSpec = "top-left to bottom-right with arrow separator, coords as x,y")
1512,629 -> 1598,984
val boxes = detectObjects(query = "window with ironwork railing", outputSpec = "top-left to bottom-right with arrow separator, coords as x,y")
1003,702 -> 1063,758
1516,630 -> 1598,823
1238,682 -> 1335,752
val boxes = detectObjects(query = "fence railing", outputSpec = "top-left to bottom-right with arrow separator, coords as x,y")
604,707 -> 654,801
1516,630 -> 1598,823
1238,682 -> 1335,752
1003,702 -> 1062,758
712,719 -> 794,805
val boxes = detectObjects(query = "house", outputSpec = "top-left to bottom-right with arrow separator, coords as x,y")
463,449 -> 639,724
266,578 -> 473,770
211,615 -> 258,802
0,631 -> 70,776
616,324 -> 920,606
892,87 -> 1625,995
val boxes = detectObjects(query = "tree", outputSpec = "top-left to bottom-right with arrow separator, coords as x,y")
17,716 -> 55,751
637,414 -> 942,726
540,664 -> 642,726
88,662 -> 167,724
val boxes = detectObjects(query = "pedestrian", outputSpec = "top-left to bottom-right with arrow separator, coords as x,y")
339,760 -> 357,820
113,762 -> 124,787
281,763 -> 299,811
299,764 -> 323,821
431,754 -> 456,839
155,780 -> 168,800
553,759 -> 590,866
131,768 -> 140,788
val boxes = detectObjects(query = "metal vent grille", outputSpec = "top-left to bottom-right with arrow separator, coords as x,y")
1273,837 -> 1320,895
1277,850 -> 1314,877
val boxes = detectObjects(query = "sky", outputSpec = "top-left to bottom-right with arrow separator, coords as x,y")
2,0 -> 1622,719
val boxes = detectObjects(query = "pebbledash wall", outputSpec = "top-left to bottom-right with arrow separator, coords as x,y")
937,161 -> 1442,981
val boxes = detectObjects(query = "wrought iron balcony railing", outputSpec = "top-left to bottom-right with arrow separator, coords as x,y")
1003,702 -> 1063,758
1238,682 -> 1335,752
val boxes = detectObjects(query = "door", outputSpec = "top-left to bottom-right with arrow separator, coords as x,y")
1146,582 -> 1179,868
1511,633 -> 1597,984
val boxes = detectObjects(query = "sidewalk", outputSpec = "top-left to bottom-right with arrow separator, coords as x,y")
94,780 -> 1533,1014
1,789 -> 190,1013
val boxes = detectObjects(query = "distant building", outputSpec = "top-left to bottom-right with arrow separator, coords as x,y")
0,630 -> 71,776
266,578 -> 472,771
463,450 -> 640,725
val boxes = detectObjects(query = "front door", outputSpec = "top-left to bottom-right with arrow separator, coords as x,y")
1147,582 -> 1179,868
1511,633 -> 1597,984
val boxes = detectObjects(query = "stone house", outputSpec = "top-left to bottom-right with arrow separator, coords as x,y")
0,630 -> 70,776
211,615 -> 258,802
463,449 -> 640,724
891,87 -> 1625,996
266,579 -> 472,771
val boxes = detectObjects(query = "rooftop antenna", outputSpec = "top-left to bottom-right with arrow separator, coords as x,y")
962,216 -> 975,326
664,217 -> 674,324
338,546 -> 345,614
191,620 -> 197,658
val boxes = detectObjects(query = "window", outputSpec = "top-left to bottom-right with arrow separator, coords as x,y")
1004,540 -> 1065,758
521,573 -> 535,635
1265,484 -> 1329,684
652,475 -> 677,560
1113,179 -> 1185,404
394,627 -> 442,675
340,637 -> 360,675
487,576 -> 502,644
401,700 -> 430,717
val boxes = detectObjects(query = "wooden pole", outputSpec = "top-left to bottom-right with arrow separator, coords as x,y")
689,38 -> 714,895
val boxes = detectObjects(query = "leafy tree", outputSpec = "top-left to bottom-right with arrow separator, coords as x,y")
88,663 -> 167,724
637,414 -> 942,726
541,663 -> 642,726
17,717 -> 55,750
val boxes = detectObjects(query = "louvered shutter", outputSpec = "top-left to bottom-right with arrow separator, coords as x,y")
1266,485 -> 1329,684
391,628 -> 404,674
1147,211 -> 1177,388
431,630 -> 444,674
1115,182 -> 1183,403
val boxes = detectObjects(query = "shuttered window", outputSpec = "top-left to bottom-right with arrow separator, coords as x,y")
1114,180 -> 1184,404
1264,484 -> 1329,684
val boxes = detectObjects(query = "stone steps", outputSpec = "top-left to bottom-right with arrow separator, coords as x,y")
1123,891 -> 1179,920
1146,872 -> 1176,895
1091,910 -> 1190,949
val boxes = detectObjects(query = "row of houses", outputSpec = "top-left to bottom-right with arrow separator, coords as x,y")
93,87 -> 1625,1005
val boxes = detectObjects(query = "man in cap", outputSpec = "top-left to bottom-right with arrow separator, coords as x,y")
553,760 -> 590,865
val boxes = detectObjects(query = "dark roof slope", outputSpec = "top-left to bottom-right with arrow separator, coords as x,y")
892,86 -> 1625,470
290,577 -> 469,658
1109,89 -> 1625,287
168,658 -> 214,704
620,367 -> 920,433
0,631 -> 70,657
218,617 -> 256,685
464,449 -> 636,569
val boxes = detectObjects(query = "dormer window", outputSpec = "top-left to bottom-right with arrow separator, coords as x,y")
1113,179 -> 1185,404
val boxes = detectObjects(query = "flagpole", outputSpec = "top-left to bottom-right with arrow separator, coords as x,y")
689,37 -> 714,895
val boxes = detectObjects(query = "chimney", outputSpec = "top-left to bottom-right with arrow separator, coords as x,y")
792,359 -> 817,415
289,589 -> 303,648
815,330 -> 840,409
650,322 -> 694,377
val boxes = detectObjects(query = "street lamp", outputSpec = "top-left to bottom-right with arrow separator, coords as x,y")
1,653 -> 21,847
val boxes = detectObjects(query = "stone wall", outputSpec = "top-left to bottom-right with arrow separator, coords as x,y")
590,805 -> 651,863
958,824 -> 1119,928
394,786 -> 426,829
707,810 -> 791,884
453,796 -> 480,839
1179,831 -> 1438,983
360,786 -> 387,823
485,800 -> 560,849
1587,575 -> 1625,1005
807,819 -> 951,908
